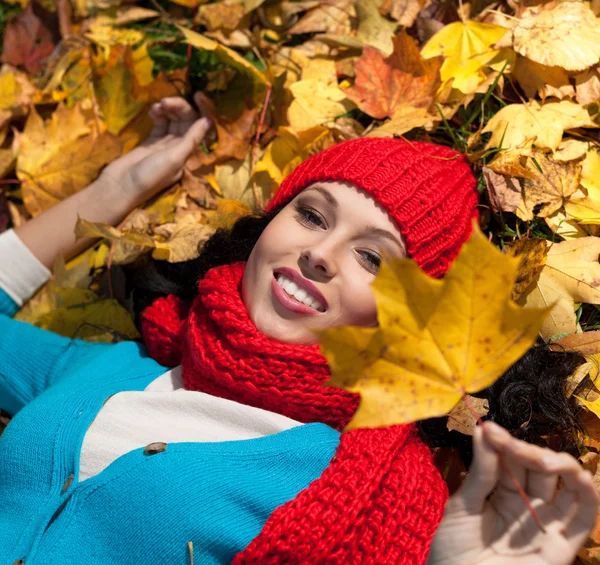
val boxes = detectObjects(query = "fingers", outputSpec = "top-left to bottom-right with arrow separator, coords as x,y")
164,116 -> 213,166
562,469 -> 599,546
454,424 -> 501,513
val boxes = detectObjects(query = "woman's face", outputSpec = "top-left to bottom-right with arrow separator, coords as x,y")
242,181 -> 407,344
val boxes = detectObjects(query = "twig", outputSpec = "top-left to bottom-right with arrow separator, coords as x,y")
462,393 -> 547,534
188,541 -> 194,565
250,82 -> 273,208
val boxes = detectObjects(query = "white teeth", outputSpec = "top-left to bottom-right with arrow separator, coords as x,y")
294,289 -> 308,302
276,274 -> 325,312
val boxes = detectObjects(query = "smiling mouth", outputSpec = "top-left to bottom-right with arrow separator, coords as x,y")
274,272 -> 326,312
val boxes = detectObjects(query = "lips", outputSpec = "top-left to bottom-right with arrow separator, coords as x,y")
275,267 -> 328,309
272,267 -> 328,316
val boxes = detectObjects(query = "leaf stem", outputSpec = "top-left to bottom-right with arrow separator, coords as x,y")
461,393 -> 547,534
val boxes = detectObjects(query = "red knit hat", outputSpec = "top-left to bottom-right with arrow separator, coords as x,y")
266,137 -> 479,278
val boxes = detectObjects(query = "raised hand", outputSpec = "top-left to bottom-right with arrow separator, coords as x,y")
427,421 -> 599,565
100,92 -> 213,206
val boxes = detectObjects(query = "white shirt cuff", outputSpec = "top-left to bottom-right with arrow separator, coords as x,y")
0,229 -> 51,306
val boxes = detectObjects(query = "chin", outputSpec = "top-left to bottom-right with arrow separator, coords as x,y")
254,311 -> 318,345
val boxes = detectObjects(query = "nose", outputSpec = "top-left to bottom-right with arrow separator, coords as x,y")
300,244 -> 337,278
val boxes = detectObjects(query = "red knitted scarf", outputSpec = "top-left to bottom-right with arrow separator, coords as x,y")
141,262 -> 360,431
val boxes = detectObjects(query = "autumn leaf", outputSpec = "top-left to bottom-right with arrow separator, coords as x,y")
93,45 -> 146,136
16,103 -> 122,216
195,1 -> 246,32
178,26 -> 268,106
503,238 -> 549,301
519,237 -> 600,340
483,167 -> 522,214
319,223 -> 547,428
564,149 -> 600,224
345,31 -> 441,120
288,0 -> 355,36
482,100 -> 598,152
1,4 -> 56,74
15,283 -> 139,342
253,125 -> 335,188
186,92 -> 258,168
288,58 -> 356,130
447,395 -> 489,436
551,331 -> 600,356
421,20 -> 509,95
380,0 -> 430,27
512,56 -> 574,101
512,2 -> 600,72
516,151 -> 582,220
152,213 -> 215,262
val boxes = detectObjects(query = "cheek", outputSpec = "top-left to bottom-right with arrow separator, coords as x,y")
339,277 -> 379,327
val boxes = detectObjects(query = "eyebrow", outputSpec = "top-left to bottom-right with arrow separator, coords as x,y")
304,185 -> 405,251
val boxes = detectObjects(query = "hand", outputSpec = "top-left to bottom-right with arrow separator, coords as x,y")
427,421 -> 599,565
99,93 -> 213,206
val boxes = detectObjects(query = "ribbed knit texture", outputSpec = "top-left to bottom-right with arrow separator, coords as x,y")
142,262 -> 361,431
141,263 -> 449,565
267,137 -> 479,278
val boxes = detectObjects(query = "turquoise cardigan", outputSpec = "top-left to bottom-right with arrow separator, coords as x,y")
0,288 -> 340,565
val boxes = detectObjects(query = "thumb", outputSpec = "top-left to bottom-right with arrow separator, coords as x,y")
169,117 -> 213,164
454,423 -> 501,513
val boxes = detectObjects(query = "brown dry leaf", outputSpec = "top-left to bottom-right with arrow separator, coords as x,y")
519,237 -> 600,340
288,0 -> 355,35
503,238 -> 549,301
365,106 -> 437,138
195,2 -> 246,31
512,1 -> 600,72
345,30 -> 442,120
0,65 -> 36,123
517,151 -> 582,220
16,103 -> 122,216
486,140 -> 537,179
152,213 -> 216,262
1,4 -> 57,74
575,67 -> 600,105
512,56 -> 574,101
483,167 -> 521,214
186,92 -> 258,168
446,396 -> 489,435
564,361 -> 593,399
113,6 -> 160,26
381,0 -> 430,27
552,331 -> 600,356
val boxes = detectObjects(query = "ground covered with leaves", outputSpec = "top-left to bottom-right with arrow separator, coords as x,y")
3,0 -> 600,561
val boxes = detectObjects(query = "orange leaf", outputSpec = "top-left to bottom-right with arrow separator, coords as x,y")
345,30 -> 442,119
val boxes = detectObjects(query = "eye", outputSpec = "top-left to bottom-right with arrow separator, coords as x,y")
294,205 -> 326,229
357,250 -> 381,274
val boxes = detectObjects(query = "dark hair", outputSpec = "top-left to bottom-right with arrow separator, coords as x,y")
131,209 -> 587,459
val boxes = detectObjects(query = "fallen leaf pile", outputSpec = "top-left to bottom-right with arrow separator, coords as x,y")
3,0 -> 600,558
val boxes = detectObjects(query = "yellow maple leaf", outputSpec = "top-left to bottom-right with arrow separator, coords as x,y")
288,59 -> 356,130
519,237 -> 600,340
319,223 -> 547,429
254,125 -> 334,187
16,103 -> 122,216
512,1 -> 600,72
482,100 -> 598,152
93,45 -> 147,136
421,20 -> 510,94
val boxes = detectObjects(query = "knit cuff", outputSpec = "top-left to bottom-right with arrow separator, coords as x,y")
0,229 -> 51,306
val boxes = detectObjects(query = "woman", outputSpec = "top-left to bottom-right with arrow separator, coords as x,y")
0,95 -> 596,565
